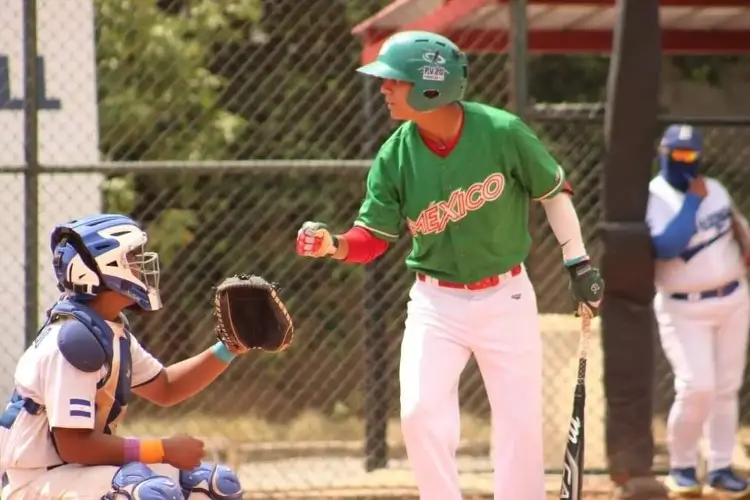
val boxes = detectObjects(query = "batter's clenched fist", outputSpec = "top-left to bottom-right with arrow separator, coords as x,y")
296,221 -> 337,258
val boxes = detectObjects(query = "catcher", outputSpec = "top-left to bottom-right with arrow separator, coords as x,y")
0,213 -> 292,499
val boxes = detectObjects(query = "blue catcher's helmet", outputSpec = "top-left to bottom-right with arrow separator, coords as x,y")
50,214 -> 162,312
658,124 -> 703,191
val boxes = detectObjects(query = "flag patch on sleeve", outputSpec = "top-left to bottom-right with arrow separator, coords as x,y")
69,398 -> 92,418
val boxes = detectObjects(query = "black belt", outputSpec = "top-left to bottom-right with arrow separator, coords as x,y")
670,280 -> 740,302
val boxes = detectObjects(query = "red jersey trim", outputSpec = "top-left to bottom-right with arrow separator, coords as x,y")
419,108 -> 465,158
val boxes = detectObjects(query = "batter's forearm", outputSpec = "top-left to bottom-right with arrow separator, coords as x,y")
540,193 -> 589,264
331,235 -> 349,260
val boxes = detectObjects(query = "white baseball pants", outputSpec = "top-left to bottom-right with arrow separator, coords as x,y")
399,268 -> 545,500
655,278 -> 750,471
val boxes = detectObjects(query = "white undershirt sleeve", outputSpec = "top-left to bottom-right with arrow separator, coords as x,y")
540,192 -> 589,264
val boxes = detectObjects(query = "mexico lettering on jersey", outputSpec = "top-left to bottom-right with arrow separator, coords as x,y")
647,175 -> 745,293
407,173 -> 505,236
354,100 -> 566,283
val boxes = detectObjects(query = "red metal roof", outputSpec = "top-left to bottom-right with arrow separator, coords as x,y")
352,0 -> 750,62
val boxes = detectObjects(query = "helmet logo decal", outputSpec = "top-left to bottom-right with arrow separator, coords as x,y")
422,51 -> 446,65
420,66 -> 448,81
419,50 -> 449,81
678,125 -> 693,140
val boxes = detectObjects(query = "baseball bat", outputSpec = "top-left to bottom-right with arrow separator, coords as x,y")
558,304 -> 593,500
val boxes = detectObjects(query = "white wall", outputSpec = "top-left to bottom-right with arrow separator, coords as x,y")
0,0 -> 102,398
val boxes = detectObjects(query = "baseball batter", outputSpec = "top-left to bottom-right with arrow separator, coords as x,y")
647,125 -> 750,498
0,214 -> 244,499
295,31 -> 604,500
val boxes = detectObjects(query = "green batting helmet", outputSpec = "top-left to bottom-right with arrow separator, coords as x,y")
357,31 -> 468,112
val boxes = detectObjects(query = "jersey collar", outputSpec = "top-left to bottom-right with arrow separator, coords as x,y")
417,104 -> 465,158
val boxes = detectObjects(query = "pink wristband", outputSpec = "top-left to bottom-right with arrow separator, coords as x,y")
124,438 -> 140,463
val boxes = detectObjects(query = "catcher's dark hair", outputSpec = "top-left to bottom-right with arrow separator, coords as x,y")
53,231 -> 107,293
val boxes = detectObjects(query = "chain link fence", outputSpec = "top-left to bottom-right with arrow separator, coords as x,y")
2,0 -> 750,497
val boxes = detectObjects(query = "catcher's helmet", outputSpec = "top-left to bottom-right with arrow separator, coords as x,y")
357,31 -> 468,112
658,124 -> 703,191
50,214 -> 162,312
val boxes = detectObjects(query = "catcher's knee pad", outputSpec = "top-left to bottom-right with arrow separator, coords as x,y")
179,462 -> 243,499
108,462 -> 185,499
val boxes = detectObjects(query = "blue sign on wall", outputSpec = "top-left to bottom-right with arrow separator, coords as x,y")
0,55 -> 62,110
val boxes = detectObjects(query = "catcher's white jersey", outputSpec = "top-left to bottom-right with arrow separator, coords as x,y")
0,318 -> 163,475
647,175 -> 746,293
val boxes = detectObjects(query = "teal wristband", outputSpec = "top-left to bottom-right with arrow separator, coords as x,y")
211,342 -> 237,364
564,255 -> 589,267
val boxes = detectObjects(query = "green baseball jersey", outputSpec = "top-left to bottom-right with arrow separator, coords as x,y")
354,101 -> 566,283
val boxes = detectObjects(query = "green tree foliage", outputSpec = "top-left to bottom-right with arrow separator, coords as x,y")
97,0 -> 395,281
96,0 -> 250,161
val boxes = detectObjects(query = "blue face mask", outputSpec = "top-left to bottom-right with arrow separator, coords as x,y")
659,153 -> 700,192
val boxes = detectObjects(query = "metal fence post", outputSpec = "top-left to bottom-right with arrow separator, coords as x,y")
361,76 -> 389,472
600,0 -> 662,483
509,0 -> 536,276
509,0 -> 528,122
23,0 -> 40,348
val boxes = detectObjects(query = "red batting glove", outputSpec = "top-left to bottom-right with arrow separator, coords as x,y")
296,221 -> 337,258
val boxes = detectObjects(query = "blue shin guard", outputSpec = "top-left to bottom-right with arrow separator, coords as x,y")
107,462 -> 184,499
179,462 -> 242,499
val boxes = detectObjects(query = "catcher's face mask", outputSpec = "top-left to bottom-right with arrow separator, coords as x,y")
124,247 -> 162,311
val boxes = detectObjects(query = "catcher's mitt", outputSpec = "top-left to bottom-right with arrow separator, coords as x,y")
213,274 -> 294,354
